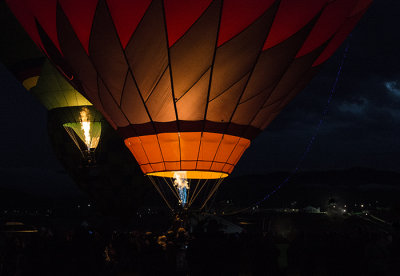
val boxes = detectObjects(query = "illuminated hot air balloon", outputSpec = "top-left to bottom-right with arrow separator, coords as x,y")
6,0 -> 371,210
13,60 -> 155,216
18,60 -> 103,163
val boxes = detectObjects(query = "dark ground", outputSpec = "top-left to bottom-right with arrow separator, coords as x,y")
0,209 -> 399,276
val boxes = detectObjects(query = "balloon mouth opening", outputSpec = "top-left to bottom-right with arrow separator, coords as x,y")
146,170 -> 228,179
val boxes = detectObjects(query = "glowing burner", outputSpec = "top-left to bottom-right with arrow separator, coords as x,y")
173,171 -> 189,207
63,107 -> 101,164
80,109 -> 91,150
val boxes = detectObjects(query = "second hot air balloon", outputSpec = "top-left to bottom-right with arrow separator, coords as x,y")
18,60 -> 102,164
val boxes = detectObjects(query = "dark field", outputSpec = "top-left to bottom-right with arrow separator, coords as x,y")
1,209 -> 399,276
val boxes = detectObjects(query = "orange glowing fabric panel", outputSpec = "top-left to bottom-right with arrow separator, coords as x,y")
125,132 -> 250,177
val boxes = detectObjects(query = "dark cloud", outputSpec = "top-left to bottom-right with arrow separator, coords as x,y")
385,81 -> 400,98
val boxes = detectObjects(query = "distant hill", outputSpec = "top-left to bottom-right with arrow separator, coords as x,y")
217,168 -> 400,208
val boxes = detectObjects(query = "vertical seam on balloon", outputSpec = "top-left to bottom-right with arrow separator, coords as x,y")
195,132 -> 204,173
165,0 -> 215,48
223,1 -> 280,133
119,69 -> 130,107
216,1 -> 277,49
208,71 -> 249,103
238,86 -> 272,105
222,136 -> 241,172
73,85 -> 79,107
178,132 -> 182,171
129,136 -> 153,172
144,65 -> 169,103
175,67 -> 211,101
161,0 -> 181,170
156,134 -> 166,171
202,0 -> 224,131
261,94 -> 292,110
161,0 -> 180,125
209,133 -> 225,171
95,74 -> 118,135
229,142 -> 244,167
116,0 -> 153,50
34,4 -> 62,56
103,0 -> 167,170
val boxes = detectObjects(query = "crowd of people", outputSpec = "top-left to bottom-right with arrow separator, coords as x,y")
0,216 -> 399,275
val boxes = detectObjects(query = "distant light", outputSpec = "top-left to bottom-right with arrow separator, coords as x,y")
343,209 -> 346,213
77,205 -> 80,208
88,204 -> 91,207
361,204 -> 364,208
344,205 -> 347,208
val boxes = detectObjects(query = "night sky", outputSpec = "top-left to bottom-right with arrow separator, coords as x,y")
0,0 -> 399,197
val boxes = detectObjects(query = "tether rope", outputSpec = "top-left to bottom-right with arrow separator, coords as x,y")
223,39 -> 351,216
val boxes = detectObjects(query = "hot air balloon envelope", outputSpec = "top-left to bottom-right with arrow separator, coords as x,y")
6,0 -> 372,208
